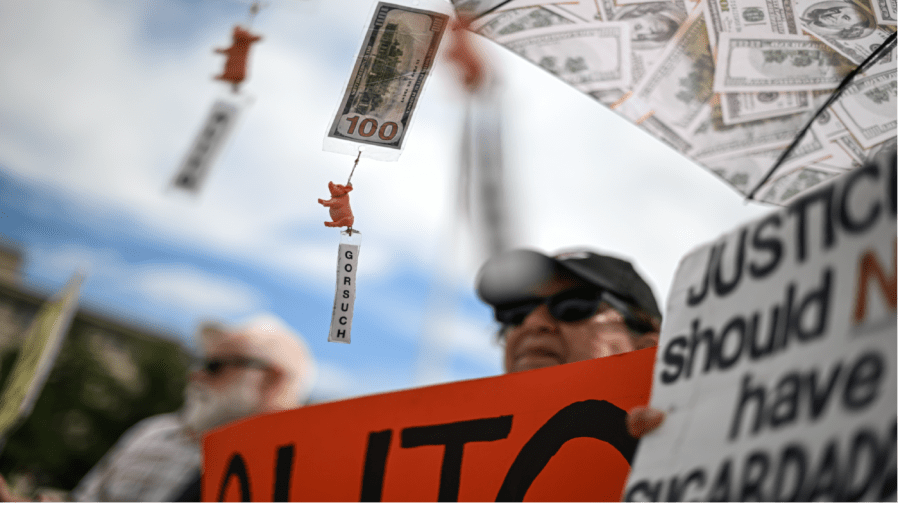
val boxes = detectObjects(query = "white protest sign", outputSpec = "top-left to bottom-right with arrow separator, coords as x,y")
625,156 -> 896,501
329,231 -> 361,343
171,97 -> 246,193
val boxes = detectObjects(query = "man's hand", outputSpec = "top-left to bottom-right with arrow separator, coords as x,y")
626,406 -> 665,438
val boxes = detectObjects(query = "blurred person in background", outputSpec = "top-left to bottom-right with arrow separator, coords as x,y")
475,248 -> 665,438
0,313 -> 316,502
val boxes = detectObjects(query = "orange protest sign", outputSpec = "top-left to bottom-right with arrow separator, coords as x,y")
203,347 -> 655,502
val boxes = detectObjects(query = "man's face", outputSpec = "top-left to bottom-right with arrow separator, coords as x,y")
182,337 -> 267,435
815,5 -> 863,28
502,275 -> 643,374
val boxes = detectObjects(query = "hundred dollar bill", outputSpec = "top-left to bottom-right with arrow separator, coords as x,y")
703,0 -> 799,50
837,135 -> 898,169
712,33 -> 855,92
833,131 -> 877,163
782,119 -> 831,164
810,107 -> 850,139
699,128 -> 827,194
327,3 -> 449,153
811,137 -> 865,169
811,87 -> 838,107
870,0 -> 897,24
806,161 -> 855,172
640,112 -> 696,151
598,0 -> 688,29
698,106 -> 828,164
720,90 -> 812,124
617,0 -> 679,7
757,165 -> 840,204
808,87 -> 854,138
702,145 -> 785,193
497,23 -> 632,92
876,41 -> 896,66
611,91 -> 697,150
626,8 -> 715,136
795,0 -> 893,64
689,101 -> 815,158
473,6 -> 574,39
589,87 -> 627,106
831,68 -> 897,148
597,0 -> 689,82
549,2 -> 604,22
453,0 -> 566,17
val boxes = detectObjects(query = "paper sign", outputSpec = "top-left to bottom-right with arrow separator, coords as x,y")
171,98 -> 244,192
624,158 -> 896,500
329,231 -> 360,343
0,273 -> 82,445
203,347 -> 655,501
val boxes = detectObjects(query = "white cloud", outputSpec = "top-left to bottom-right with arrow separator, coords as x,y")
26,243 -> 264,320
1,0 -> 780,396
0,0 -> 464,294
134,264 -> 264,315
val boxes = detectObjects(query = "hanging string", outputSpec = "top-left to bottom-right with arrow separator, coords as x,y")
746,32 -> 897,202
342,149 -> 362,236
346,149 -> 362,186
244,0 -> 268,29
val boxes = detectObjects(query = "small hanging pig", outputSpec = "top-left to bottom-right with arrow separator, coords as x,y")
214,26 -> 262,92
318,182 -> 354,228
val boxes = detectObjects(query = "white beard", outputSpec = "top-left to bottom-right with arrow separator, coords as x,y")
182,377 -> 262,434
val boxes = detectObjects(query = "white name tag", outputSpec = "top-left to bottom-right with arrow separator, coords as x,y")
329,232 -> 361,343
172,98 -> 243,192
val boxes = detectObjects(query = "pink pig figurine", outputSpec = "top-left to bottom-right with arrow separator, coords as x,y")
318,182 -> 354,228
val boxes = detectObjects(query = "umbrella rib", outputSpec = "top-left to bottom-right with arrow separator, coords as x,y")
462,1 -> 516,20
745,31 -> 897,202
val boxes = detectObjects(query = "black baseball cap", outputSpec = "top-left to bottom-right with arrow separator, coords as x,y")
476,248 -> 662,322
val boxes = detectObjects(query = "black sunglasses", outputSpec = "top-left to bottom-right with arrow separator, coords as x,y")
494,286 -> 656,334
493,286 -> 605,326
197,356 -> 269,376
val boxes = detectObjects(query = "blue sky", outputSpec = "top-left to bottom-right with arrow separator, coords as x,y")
0,0 -> 773,402
0,166 -> 500,400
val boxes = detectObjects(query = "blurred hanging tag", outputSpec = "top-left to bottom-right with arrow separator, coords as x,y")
322,0 -> 452,162
328,230 -> 361,343
171,95 -> 252,193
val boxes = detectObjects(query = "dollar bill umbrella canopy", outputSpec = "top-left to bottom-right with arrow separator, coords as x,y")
455,0 -> 897,205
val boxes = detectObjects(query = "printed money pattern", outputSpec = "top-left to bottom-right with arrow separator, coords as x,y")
795,0 -> 894,64
478,0 -> 896,203
631,9 -> 716,135
473,6 -> 574,38
498,23 -> 632,92
328,3 -> 449,150
870,0 -> 897,24
720,90 -> 812,124
830,67 -> 897,148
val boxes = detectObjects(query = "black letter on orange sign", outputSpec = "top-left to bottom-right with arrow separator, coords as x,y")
361,430 -> 393,502
401,416 -> 513,502
496,400 -> 637,502
273,445 -> 294,501
217,453 -> 251,501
